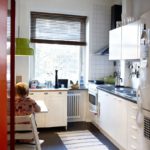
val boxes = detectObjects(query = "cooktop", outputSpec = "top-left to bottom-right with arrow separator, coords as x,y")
88,80 -> 104,85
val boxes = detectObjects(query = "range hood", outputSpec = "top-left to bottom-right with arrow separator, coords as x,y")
95,46 -> 109,55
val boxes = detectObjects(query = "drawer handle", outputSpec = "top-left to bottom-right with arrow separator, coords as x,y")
113,97 -> 121,101
30,93 -> 34,95
44,93 -> 48,95
131,125 -> 138,131
131,106 -> 138,110
131,135 -> 137,140
130,115 -> 136,120
58,92 -> 62,94
131,145 -> 137,150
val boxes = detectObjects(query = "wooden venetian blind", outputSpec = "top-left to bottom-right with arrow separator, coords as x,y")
30,12 -> 87,45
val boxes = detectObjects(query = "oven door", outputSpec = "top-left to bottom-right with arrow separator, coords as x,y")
88,92 -> 98,114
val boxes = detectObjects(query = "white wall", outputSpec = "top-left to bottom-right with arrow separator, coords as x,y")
15,56 -> 30,82
15,0 -> 116,83
133,0 -> 150,20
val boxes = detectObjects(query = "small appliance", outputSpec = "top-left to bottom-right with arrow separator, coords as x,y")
88,80 -> 104,114
29,80 -> 39,89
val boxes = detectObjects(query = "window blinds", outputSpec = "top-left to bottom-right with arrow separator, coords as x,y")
31,12 -> 87,45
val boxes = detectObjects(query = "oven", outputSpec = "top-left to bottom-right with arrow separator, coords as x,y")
88,83 -> 98,114
89,92 -> 98,113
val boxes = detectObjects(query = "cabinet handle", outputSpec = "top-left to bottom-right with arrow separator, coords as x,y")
130,115 -> 136,120
114,97 -> 121,102
131,106 -> 138,110
131,125 -> 138,131
131,135 -> 137,140
131,145 -> 137,150
58,92 -> 62,94
30,93 -> 34,95
44,93 -> 48,95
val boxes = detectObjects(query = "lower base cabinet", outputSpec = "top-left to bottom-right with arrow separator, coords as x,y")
127,102 -> 141,150
45,92 -> 67,127
98,90 -> 127,150
98,90 -> 141,150
29,91 -> 67,128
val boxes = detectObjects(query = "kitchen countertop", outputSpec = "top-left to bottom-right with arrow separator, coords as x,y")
97,84 -> 138,103
30,88 -> 69,92
29,87 -> 88,92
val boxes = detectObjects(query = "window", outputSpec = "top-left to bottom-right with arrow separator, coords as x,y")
30,12 -> 87,85
34,44 -> 80,83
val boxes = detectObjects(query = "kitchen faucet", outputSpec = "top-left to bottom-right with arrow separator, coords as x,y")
115,71 -> 122,86
55,70 -> 59,88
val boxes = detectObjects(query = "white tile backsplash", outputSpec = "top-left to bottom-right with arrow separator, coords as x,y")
89,54 -> 114,80
88,2 -> 115,80
117,60 -> 140,89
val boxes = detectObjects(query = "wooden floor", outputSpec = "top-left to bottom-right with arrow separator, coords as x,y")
38,122 -> 119,150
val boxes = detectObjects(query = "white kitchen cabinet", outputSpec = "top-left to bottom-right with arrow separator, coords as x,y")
98,90 -> 111,133
111,94 -> 127,149
45,91 -> 67,128
29,91 -> 67,128
29,92 -> 46,127
109,21 -> 141,60
109,27 -> 122,60
122,21 -> 140,59
98,89 -> 142,150
127,102 -> 141,150
98,90 -> 127,150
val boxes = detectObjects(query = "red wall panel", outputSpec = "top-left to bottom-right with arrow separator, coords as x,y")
0,0 -> 8,149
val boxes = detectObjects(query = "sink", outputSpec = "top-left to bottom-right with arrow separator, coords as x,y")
125,92 -> 136,97
98,84 -> 137,98
114,87 -> 136,98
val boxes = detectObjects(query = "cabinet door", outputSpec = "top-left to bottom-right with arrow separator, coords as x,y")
45,91 -> 67,127
98,90 -> 127,149
109,27 -> 122,60
98,90 -> 112,133
112,95 -> 127,149
29,92 -> 46,128
122,21 -> 140,59
29,92 -> 44,100
127,102 -> 141,150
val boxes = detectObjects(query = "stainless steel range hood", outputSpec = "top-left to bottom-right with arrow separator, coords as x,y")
95,46 -> 109,55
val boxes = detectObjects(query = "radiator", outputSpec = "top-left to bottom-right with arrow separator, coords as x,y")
67,91 -> 81,119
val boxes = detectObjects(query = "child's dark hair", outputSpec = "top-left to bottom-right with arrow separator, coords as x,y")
15,82 -> 29,97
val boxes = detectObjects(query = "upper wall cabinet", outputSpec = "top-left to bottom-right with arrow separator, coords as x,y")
109,21 -> 141,60
109,27 -> 122,60
122,21 -> 140,59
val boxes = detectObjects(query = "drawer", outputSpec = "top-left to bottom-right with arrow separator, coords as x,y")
128,103 -> 138,114
128,115 -> 137,127
49,91 -> 67,97
128,125 -> 139,136
128,135 -> 139,150
128,144 -> 138,150
128,112 -> 137,120
128,110 -> 138,126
